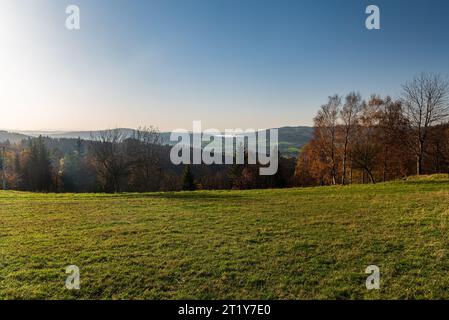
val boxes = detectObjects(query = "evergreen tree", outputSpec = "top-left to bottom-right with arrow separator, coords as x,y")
182,165 -> 196,191
22,137 -> 53,191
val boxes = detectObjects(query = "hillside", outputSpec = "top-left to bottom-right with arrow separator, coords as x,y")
1,175 -> 449,299
277,126 -> 314,156
0,131 -> 29,144
11,126 -> 313,157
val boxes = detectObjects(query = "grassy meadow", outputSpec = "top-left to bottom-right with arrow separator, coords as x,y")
1,175 -> 449,299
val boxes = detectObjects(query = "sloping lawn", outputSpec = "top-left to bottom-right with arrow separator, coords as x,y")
1,175 -> 449,299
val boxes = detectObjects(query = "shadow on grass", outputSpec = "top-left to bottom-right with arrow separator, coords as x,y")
402,180 -> 449,185
144,192 -> 246,201
104,191 -> 247,201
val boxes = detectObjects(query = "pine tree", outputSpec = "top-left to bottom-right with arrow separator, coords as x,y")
22,137 -> 53,191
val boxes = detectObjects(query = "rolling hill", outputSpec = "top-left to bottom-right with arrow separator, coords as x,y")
0,131 -> 29,144
9,126 -> 314,157
1,175 -> 448,299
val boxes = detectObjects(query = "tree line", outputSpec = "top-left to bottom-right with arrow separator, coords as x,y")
0,127 -> 295,193
295,72 -> 449,186
1,72 -> 448,193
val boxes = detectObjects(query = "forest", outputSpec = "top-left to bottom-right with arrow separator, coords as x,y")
1,72 -> 448,193
295,72 -> 449,186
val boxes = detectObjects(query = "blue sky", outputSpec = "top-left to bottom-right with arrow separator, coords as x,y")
1,0 -> 449,131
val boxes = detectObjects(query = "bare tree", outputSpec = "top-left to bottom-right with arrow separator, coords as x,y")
340,92 -> 362,184
128,126 -> 162,191
314,95 -> 341,185
89,129 -> 129,193
402,73 -> 449,175
371,96 -> 411,181
350,102 -> 379,184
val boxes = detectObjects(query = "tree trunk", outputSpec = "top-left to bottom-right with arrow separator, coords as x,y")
331,167 -> 337,185
366,169 -> 376,184
349,161 -> 353,184
416,140 -> 424,175
341,139 -> 349,185
416,154 -> 423,176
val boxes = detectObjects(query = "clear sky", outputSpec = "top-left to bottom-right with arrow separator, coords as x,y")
1,0 -> 449,131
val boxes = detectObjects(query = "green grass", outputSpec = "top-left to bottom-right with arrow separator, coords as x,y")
1,175 -> 449,300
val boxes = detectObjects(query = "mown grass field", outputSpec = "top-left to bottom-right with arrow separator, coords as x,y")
1,175 -> 449,300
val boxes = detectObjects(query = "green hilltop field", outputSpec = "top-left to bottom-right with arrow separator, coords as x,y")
1,175 -> 449,300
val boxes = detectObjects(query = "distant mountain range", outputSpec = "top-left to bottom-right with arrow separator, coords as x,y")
0,131 -> 29,144
1,126 -> 314,157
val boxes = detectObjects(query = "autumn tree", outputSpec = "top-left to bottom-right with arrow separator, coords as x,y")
89,129 -> 130,193
127,126 -> 162,192
370,96 -> 412,181
349,102 -> 380,183
340,92 -> 362,184
402,73 -> 449,175
313,95 -> 341,185
295,141 -> 330,186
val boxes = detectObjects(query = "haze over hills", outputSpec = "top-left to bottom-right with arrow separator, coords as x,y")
1,126 -> 314,157
0,131 -> 29,144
